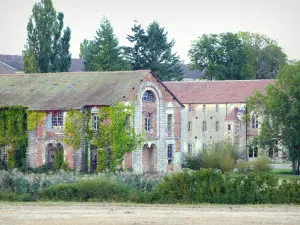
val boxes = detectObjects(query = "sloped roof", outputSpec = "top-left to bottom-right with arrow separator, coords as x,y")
225,107 -> 239,121
0,54 -> 84,73
0,70 -> 151,110
164,79 -> 274,104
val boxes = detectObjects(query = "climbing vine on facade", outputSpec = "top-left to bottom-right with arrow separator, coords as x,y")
64,110 -> 83,149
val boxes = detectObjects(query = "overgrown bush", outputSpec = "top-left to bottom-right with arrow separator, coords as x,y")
184,141 -> 240,173
150,169 -> 300,204
235,160 -> 249,173
40,178 -> 135,202
251,156 -> 271,172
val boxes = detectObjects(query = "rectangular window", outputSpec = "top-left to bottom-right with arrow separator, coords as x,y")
145,113 -> 151,132
216,104 -> 219,113
167,144 -> 173,165
167,114 -> 172,132
203,104 -> 206,114
228,124 -> 231,131
188,121 -> 192,132
1,145 -> 9,165
216,121 -> 220,132
188,104 -> 192,112
52,111 -> 63,128
125,115 -> 130,131
93,114 -> 99,131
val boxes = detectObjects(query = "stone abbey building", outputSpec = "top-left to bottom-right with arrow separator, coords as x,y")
0,70 -> 274,172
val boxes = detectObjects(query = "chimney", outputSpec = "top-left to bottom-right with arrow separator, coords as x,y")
22,50 -> 27,57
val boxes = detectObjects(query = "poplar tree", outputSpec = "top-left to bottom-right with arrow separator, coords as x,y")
23,0 -> 71,73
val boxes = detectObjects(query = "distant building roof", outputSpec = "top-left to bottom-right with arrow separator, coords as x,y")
181,64 -> 204,80
225,107 -> 239,121
164,79 -> 274,104
0,54 -> 84,73
0,70 -> 150,110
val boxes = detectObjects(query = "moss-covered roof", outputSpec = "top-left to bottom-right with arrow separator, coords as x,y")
0,70 -> 150,110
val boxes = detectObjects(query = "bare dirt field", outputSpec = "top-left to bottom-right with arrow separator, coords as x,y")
0,203 -> 299,225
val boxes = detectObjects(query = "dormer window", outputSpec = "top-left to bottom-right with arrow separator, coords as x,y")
142,90 -> 155,102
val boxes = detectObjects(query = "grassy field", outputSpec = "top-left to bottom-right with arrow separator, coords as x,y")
270,169 -> 300,181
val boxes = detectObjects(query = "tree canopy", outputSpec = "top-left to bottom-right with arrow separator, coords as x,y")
123,21 -> 183,81
79,17 -> 130,71
247,61 -> 300,174
189,32 -> 287,80
23,0 -> 71,73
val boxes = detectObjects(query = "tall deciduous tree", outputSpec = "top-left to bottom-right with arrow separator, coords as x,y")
247,61 -> 300,174
238,32 -> 287,79
23,0 -> 71,73
124,21 -> 183,81
79,17 -> 130,71
189,32 -> 254,80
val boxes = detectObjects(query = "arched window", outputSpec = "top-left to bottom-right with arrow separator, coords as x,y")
142,90 -> 155,102
203,121 -> 207,132
188,121 -> 192,132
251,114 -> 258,128
188,143 -> 192,153
216,121 -> 220,132
249,146 -> 258,158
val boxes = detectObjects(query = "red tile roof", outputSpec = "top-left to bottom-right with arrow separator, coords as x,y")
163,80 -> 274,104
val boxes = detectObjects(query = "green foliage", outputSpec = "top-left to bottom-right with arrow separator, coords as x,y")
27,111 -> 46,131
238,32 -> 287,79
64,110 -> 83,149
124,21 -> 183,81
184,141 -> 239,173
251,156 -> 272,172
189,32 -> 287,80
189,32 -> 254,80
246,61 -> 300,174
235,160 -> 250,173
24,0 -> 71,73
92,102 -> 144,171
80,17 -> 130,71
150,169 -> 300,204
0,106 -> 28,168
40,178 -> 134,202
53,147 -> 64,170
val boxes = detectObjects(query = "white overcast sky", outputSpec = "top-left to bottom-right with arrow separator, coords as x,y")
0,0 -> 299,62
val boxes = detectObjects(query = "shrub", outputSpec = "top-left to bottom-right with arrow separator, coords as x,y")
40,178 -> 134,202
183,151 -> 202,170
251,156 -> 271,172
150,169 -> 300,204
184,141 -> 240,173
235,160 -> 249,173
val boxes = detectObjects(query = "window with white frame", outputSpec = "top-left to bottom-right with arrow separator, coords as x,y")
203,121 -> 207,132
52,111 -> 63,128
202,143 -> 207,150
1,145 -> 9,164
251,114 -> 259,129
216,121 -> 220,132
188,143 -> 192,153
93,114 -> 99,131
188,121 -> 192,132
125,115 -> 130,131
142,90 -> 155,102
145,113 -> 151,132
167,144 -> 173,165
167,114 -> 172,132
216,104 -> 219,113
227,124 -> 231,131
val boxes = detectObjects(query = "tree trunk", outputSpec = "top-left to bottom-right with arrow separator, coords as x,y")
292,160 -> 300,175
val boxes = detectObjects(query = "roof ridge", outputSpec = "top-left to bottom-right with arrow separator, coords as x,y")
0,70 -> 151,76
164,79 -> 274,84
0,60 -> 17,70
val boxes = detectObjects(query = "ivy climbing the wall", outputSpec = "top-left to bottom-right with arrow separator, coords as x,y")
0,106 -> 28,169
27,111 -> 46,131
64,110 -> 83,149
